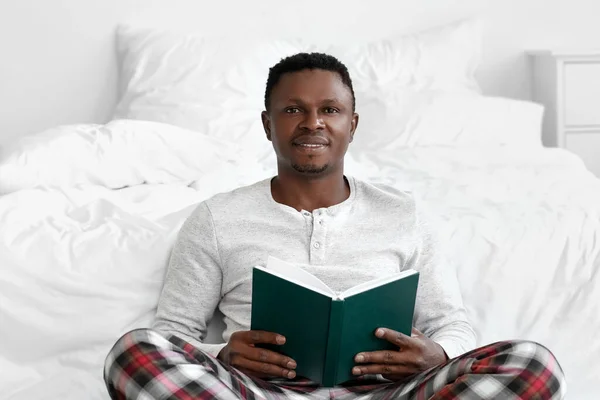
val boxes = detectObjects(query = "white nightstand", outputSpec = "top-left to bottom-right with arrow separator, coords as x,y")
529,50 -> 600,177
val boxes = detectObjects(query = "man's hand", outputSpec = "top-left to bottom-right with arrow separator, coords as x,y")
353,327 -> 448,381
217,330 -> 297,379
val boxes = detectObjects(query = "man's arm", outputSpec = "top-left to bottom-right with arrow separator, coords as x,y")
152,202 -> 299,379
407,202 -> 477,359
349,196 -> 476,380
152,202 -> 227,357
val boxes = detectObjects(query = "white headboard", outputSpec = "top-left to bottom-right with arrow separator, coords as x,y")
1,0 -> 598,144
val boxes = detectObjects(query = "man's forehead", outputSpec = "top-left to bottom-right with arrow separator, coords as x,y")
283,96 -> 345,104
271,69 -> 351,100
276,68 -> 343,85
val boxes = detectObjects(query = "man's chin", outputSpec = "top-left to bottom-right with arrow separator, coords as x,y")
291,163 -> 329,175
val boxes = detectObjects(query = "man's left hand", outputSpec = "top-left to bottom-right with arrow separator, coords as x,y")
353,327 -> 448,381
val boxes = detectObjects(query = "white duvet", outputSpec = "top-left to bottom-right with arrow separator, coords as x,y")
1,121 -> 599,399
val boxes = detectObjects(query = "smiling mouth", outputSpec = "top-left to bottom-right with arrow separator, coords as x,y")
295,143 -> 327,148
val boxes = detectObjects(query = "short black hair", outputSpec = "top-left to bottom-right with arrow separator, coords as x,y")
264,52 -> 355,112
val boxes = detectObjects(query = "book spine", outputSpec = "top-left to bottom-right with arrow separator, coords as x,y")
322,299 -> 345,387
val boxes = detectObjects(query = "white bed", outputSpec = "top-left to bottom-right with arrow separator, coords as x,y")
1,19 -> 599,399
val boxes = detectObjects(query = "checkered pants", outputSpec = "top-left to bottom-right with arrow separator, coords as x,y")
104,329 -> 566,399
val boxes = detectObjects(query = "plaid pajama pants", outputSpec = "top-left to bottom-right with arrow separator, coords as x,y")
104,329 -> 566,400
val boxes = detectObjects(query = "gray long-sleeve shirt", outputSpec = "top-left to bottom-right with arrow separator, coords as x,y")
153,176 -> 476,359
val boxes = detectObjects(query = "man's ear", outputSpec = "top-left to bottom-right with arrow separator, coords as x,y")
261,111 -> 272,141
349,112 -> 359,143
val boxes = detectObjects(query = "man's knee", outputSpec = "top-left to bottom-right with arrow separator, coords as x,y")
104,328 -> 217,374
504,340 -> 567,398
104,329 -> 168,378
102,329 -> 240,400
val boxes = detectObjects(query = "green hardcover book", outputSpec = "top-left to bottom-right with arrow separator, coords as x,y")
250,256 -> 420,387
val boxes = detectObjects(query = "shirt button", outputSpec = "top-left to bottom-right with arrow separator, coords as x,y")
313,242 -> 320,249
302,211 -> 310,217
318,220 -> 324,225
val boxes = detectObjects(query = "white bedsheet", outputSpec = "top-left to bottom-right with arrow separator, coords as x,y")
1,146 -> 599,399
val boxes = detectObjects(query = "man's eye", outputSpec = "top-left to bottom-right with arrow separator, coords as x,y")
285,107 -> 300,114
324,107 -> 339,114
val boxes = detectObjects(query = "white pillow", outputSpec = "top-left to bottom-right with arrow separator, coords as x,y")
0,119 -> 245,194
371,93 -> 545,149
115,29 -> 310,158
114,19 -> 483,153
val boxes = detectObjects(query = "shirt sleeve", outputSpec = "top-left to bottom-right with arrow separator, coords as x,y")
152,202 -> 227,358
406,201 -> 477,359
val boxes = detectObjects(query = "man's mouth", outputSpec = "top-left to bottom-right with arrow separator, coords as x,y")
293,142 -> 328,153
296,143 -> 327,148
292,136 -> 329,149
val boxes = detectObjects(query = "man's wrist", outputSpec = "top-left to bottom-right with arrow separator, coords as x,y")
435,342 -> 449,364
216,347 -> 227,362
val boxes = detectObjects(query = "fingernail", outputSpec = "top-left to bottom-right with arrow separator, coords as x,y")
352,367 -> 361,375
287,371 -> 296,379
287,361 -> 297,369
355,354 -> 364,363
375,329 -> 384,338
276,336 -> 286,345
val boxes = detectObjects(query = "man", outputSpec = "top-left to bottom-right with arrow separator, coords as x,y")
104,53 -> 566,399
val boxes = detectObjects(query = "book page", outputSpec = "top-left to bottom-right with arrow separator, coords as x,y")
265,256 -> 336,297
340,269 -> 418,299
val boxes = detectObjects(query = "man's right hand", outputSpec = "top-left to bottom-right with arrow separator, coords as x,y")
217,330 -> 297,380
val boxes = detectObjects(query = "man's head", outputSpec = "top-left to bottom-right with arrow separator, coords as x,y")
261,53 -> 359,177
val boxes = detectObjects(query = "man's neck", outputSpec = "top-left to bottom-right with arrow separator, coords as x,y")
271,171 -> 350,212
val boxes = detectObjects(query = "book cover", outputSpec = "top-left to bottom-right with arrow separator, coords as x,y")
250,257 -> 420,387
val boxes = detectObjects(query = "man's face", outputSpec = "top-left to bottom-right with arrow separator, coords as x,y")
262,69 -> 358,176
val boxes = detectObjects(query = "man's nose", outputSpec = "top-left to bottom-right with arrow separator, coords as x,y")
300,110 -> 325,131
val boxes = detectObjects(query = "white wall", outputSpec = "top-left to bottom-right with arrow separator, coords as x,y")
0,0 -> 599,144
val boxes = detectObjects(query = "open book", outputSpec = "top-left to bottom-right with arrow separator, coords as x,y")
250,256 -> 420,387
